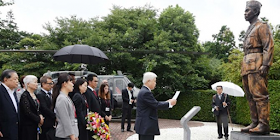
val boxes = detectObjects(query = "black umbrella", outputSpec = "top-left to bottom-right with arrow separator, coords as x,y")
53,44 -> 109,64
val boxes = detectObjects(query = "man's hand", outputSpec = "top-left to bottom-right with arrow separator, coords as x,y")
259,65 -> 269,76
215,106 -> 219,111
222,102 -> 227,107
168,99 -> 177,106
0,131 -> 3,137
39,114 -> 44,126
130,99 -> 134,103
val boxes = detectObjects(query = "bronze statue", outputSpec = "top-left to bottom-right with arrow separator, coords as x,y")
241,0 -> 274,135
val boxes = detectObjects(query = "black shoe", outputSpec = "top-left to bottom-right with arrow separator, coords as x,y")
127,129 -> 133,132
121,129 -> 124,132
218,136 -> 223,139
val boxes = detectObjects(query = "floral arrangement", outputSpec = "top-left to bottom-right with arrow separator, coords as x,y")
86,112 -> 110,140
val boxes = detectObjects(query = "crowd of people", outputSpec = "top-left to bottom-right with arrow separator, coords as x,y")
0,69 -> 115,140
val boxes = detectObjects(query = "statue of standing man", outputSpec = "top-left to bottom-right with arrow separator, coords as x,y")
241,0 -> 274,135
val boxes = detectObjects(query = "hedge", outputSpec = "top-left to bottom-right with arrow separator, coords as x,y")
157,80 -> 280,131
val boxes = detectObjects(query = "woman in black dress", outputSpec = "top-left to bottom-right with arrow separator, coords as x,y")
19,75 -> 44,140
98,83 -> 112,126
72,78 -> 88,140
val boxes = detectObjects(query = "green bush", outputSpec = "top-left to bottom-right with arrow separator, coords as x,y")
158,90 -> 216,122
268,80 -> 280,131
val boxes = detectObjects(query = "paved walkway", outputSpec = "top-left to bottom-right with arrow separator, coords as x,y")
109,119 -> 243,140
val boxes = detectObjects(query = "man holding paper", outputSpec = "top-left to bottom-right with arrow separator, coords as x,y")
134,72 -> 177,140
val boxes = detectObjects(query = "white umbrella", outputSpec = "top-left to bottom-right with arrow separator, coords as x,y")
211,81 -> 245,97
211,81 -> 245,131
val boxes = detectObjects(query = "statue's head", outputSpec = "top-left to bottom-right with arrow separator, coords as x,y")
245,0 -> 262,21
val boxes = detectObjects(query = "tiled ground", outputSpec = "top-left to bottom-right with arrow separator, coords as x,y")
109,119 -> 204,140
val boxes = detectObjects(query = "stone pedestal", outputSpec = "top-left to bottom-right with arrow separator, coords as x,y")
230,131 -> 280,140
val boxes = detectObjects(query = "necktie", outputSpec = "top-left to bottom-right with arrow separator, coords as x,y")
93,90 -> 97,97
47,92 -> 52,100
13,92 -> 19,106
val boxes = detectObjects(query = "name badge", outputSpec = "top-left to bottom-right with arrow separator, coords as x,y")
105,107 -> 110,111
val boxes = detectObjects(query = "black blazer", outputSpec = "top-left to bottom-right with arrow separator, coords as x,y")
100,98 -> 111,117
134,86 -> 169,135
122,88 -> 134,109
84,88 -> 104,116
0,84 -> 19,140
36,90 -> 56,128
72,92 -> 87,127
212,93 -> 230,116
19,91 -> 41,125
19,90 -> 41,140
96,89 -> 114,110
72,92 -> 88,140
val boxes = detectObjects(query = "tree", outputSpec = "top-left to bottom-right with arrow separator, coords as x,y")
205,25 -> 236,62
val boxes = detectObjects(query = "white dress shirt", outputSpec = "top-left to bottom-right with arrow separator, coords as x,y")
2,83 -> 18,112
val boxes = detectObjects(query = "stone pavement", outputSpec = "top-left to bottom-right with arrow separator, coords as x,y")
109,119 -> 204,140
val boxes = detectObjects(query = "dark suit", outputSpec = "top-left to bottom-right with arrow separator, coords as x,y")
84,88 -> 103,140
19,90 -> 41,140
212,93 -> 230,138
72,92 -> 88,140
36,89 -> 56,140
96,89 -> 114,110
0,84 -> 19,140
134,86 -> 169,140
121,88 -> 134,130
100,98 -> 111,126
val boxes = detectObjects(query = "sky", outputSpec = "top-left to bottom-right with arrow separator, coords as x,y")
1,0 -> 280,45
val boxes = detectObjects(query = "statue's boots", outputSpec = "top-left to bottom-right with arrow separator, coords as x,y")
249,101 -> 270,135
241,99 -> 258,133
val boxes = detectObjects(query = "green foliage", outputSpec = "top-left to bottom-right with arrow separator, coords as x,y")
268,80 -> 280,130
219,49 -> 243,86
158,90 -> 216,122
204,25 -> 236,62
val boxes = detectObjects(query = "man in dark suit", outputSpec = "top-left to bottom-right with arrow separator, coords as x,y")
0,69 -> 19,140
84,74 -> 104,140
212,86 -> 230,140
36,76 -> 56,140
134,72 -> 177,140
121,83 -> 135,132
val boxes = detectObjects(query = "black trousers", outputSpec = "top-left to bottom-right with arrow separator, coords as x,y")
121,105 -> 132,130
139,134 -> 154,140
216,114 -> 229,137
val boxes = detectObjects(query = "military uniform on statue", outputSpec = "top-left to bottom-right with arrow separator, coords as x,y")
241,0 -> 274,135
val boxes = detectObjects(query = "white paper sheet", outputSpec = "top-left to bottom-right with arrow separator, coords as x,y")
170,91 -> 180,108
172,91 -> 180,100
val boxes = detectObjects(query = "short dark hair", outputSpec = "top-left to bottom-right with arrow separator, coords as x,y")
40,75 -> 52,84
128,83 -> 134,88
87,74 -> 97,82
216,86 -> 223,89
1,69 -> 16,82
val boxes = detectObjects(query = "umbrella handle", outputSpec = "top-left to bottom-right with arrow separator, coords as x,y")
227,108 -> 233,130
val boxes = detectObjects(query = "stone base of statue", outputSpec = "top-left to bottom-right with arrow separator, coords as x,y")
230,131 -> 280,140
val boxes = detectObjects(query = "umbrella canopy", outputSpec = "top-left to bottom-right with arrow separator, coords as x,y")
53,44 -> 109,64
211,81 -> 245,97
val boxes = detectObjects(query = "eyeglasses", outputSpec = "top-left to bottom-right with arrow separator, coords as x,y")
46,82 -> 54,85
94,81 -> 99,82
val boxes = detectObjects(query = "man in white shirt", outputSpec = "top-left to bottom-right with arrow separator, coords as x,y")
121,83 -> 135,132
0,69 -> 19,140
134,72 -> 177,140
